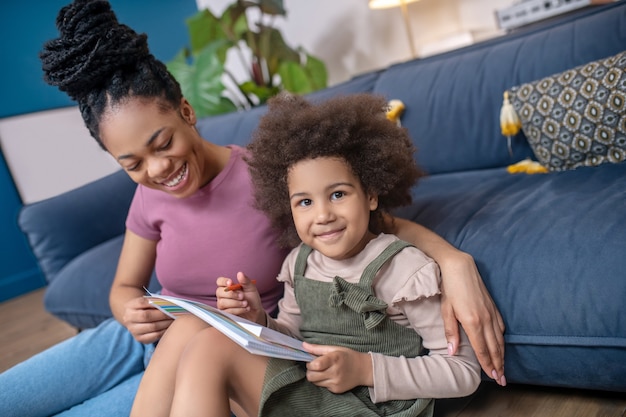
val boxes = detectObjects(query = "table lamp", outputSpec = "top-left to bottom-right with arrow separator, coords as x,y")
369,0 -> 420,58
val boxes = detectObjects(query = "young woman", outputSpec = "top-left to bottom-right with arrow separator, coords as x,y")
130,93 -> 481,417
0,1 -> 504,416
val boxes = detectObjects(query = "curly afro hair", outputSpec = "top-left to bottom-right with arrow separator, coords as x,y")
40,0 -> 183,149
246,93 -> 424,248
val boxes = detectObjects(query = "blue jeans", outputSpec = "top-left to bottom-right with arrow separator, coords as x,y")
0,318 -> 154,417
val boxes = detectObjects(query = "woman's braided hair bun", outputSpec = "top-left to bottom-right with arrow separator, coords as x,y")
40,0 -> 151,102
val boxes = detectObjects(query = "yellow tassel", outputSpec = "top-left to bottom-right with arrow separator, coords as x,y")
507,158 -> 548,174
500,91 -> 521,156
386,99 -> 405,126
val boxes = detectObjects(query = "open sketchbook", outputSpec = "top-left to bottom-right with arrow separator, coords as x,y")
146,293 -> 315,362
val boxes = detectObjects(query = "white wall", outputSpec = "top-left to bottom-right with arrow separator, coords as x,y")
0,107 -> 120,204
0,0 -> 511,204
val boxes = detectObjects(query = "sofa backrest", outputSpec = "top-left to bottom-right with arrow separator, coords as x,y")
371,2 -> 626,175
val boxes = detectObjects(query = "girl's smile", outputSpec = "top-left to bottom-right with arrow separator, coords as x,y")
314,227 -> 346,241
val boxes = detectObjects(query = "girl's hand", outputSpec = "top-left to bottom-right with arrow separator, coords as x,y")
122,296 -> 173,344
216,272 -> 266,325
303,342 -> 373,394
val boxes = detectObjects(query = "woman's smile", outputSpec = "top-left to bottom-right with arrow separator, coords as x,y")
161,162 -> 188,189
98,97 -> 231,199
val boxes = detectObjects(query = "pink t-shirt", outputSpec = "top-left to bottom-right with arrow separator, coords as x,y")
126,145 -> 288,313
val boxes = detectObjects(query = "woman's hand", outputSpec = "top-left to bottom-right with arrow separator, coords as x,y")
303,342 -> 373,394
121,296 -> 173,344
110,230 -> 168,344
389,217 -> 506,386
216,272 -> 266,325
439,251 -> 506,386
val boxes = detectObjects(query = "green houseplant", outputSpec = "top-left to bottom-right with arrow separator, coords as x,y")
166,0 -> 328,118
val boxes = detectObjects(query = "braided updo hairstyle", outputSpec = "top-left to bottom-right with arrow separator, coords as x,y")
247,93 -> 424,248
40,0 -> 183,149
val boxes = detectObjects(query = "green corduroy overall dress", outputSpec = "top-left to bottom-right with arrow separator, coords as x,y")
259,240 -> 434,417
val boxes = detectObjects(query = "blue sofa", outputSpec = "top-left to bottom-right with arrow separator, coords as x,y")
18,2 -> 626,392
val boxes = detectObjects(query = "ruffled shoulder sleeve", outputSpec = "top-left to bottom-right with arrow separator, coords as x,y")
387,246 -> 441,306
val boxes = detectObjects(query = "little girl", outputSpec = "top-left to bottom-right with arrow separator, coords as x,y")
132,93 -> 480,417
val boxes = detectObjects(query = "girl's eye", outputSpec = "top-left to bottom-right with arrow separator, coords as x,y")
331,191 -> 345,200
298,198 -> 312,207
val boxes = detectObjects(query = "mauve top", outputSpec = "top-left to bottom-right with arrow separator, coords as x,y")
126,145 -> 288,313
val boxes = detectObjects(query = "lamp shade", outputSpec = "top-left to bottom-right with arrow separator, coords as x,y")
369,0 -> 420,10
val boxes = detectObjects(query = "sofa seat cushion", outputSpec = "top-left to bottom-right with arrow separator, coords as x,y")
394,162 -> 626,391
44,235 -> 161,329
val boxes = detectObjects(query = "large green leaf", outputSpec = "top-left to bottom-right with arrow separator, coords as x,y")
166,47 -> 237,118
278,61 -> 313,95
277,53 -> 327,96
303,53 -> 328,91
220,2 -> 249,40
245,26 -> 299,79
166,49 -> 191,83
186,9 -> 231,61
239,80 -> 280,104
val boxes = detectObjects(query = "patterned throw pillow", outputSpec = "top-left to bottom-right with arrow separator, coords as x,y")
507,50 -> 626,171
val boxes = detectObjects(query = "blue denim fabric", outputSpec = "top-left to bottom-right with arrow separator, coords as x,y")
0,318 -> 154,417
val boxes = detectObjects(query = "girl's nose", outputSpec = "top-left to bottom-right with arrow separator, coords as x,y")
315,201 -> 334,223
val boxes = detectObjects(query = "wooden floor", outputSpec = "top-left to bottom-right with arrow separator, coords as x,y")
1,289 -> 625,417
0,288 -> 76,372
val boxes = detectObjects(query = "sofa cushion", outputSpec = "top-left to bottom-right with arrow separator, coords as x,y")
394,162 -> 626,391
44,235 -> 161,329
18,170 -> 136,283
508,50 -> 626,171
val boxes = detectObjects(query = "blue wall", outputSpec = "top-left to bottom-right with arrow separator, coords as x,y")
0,0 -> 198,301
0,151 -> 46,302
0,0 -> 199,118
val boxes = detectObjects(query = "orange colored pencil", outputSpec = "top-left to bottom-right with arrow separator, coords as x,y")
225,280 -> 256,292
